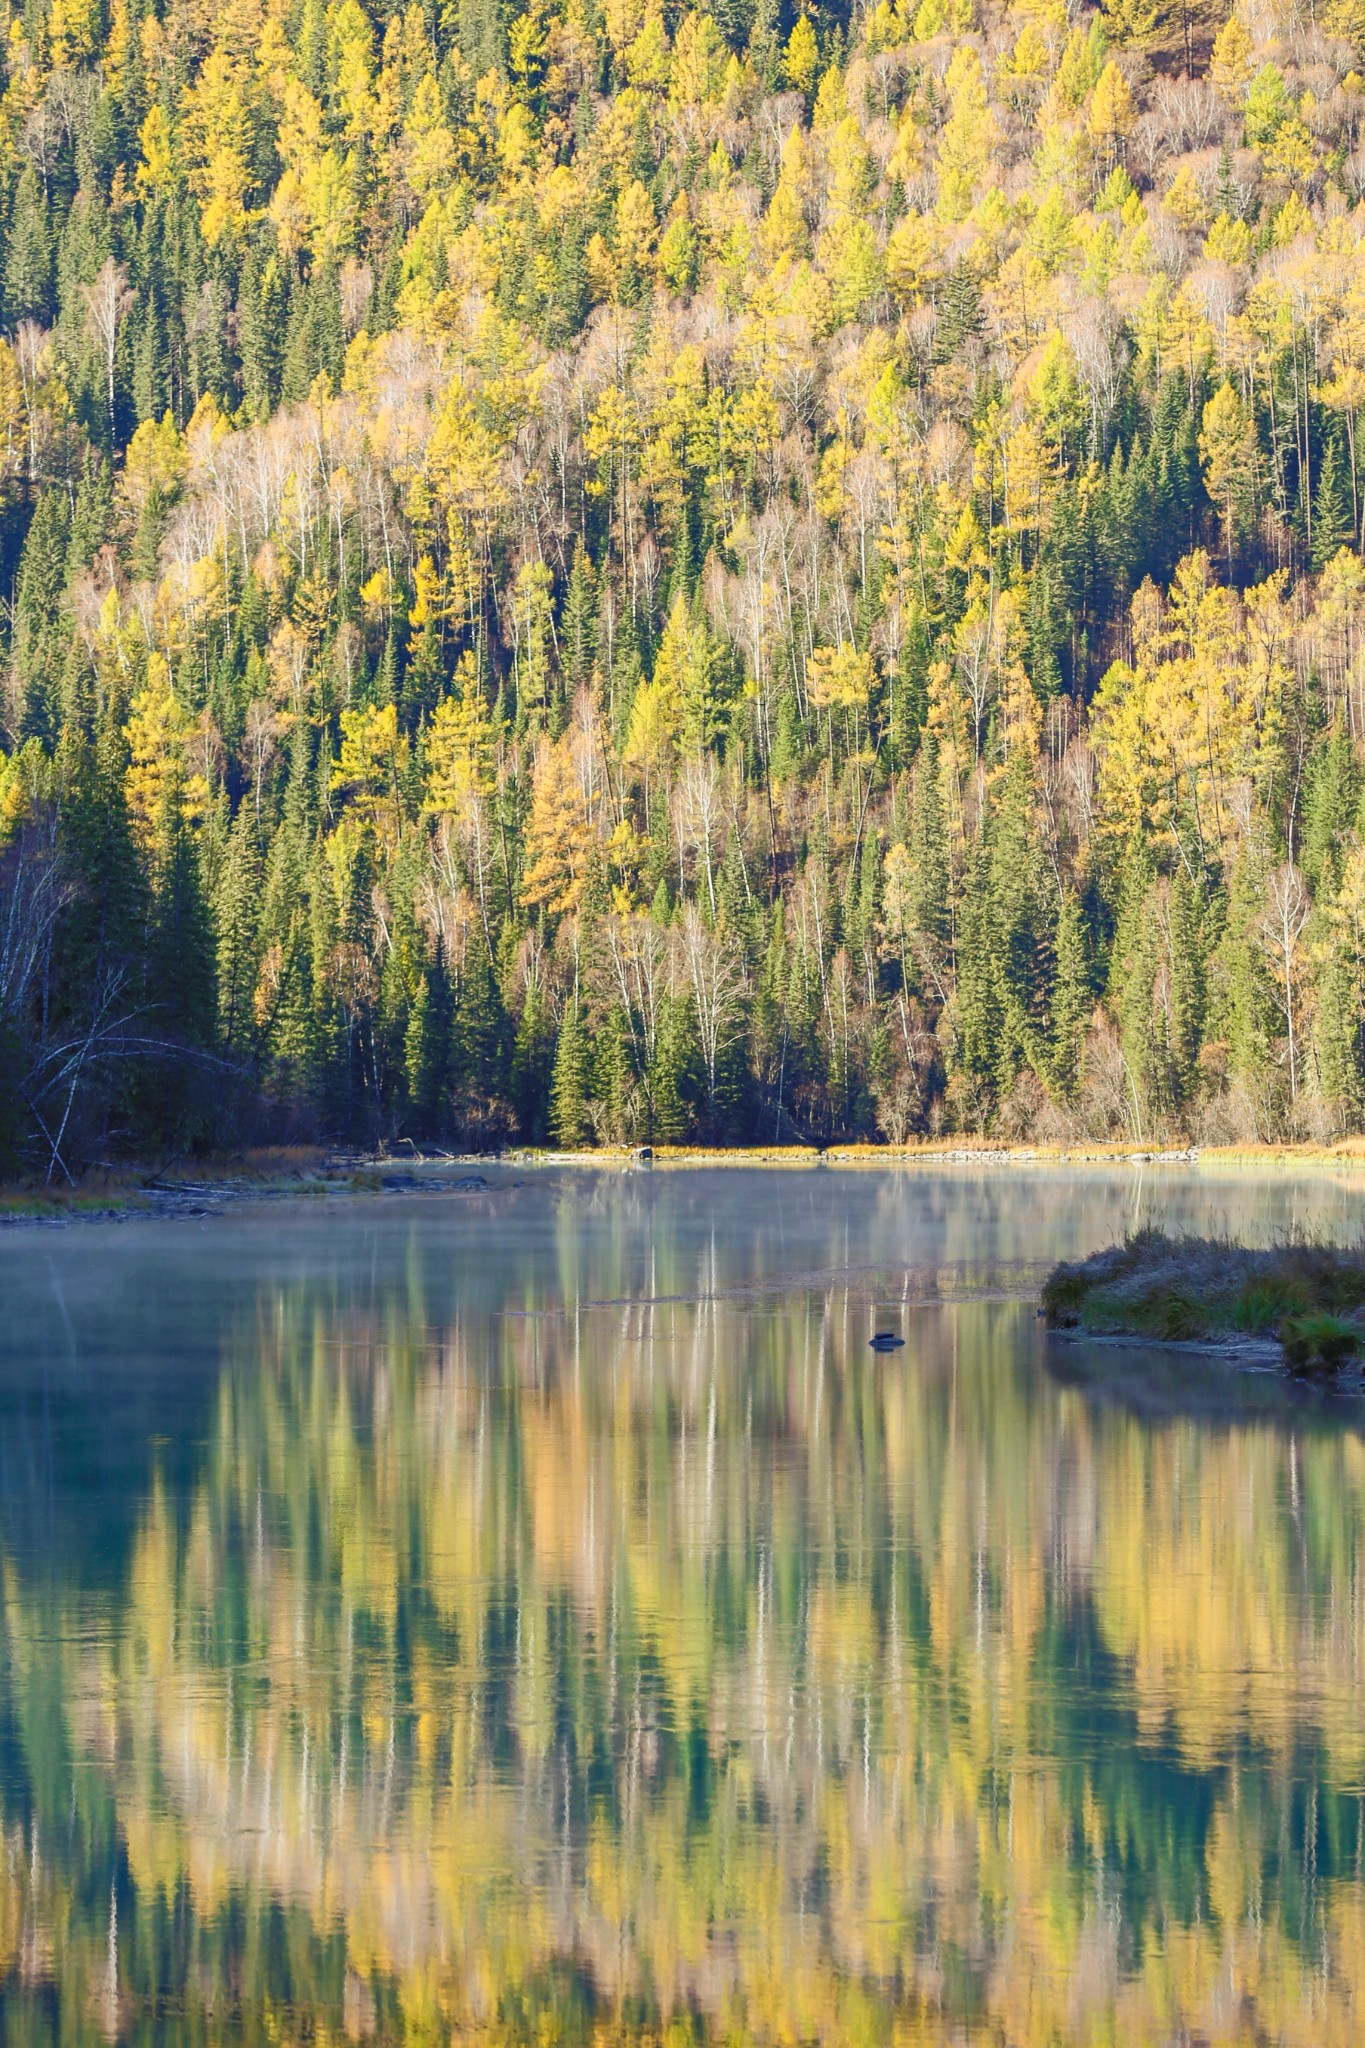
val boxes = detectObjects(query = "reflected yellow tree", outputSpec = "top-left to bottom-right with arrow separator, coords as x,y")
4,1205 -> 1365,2043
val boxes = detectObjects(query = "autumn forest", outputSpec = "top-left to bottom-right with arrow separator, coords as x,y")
1,0 -> 1364,1165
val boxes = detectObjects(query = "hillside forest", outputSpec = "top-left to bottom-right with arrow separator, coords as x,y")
3,0 -> 1365,1165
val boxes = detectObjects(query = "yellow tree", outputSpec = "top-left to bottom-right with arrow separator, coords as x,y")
424,654 -> 502,950
124,655 -> 210,857
808,641 -> 873,758
423,664 -> 499,821
936,48 -> 1000,223
331,701 -> 409,850
1087,60 -> 1136,171
1210,13 -> 1252,101
624,593 -> 705,782
783,13 -> 818,96
520,732 -> 595,916
512,559 -> 555,722
1199,380 -> 1256,568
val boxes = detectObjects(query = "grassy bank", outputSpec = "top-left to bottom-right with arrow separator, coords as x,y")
557,1139 -> 1365,1167
0,1150 -> 478,1222
1042,1231 -> 1365,1374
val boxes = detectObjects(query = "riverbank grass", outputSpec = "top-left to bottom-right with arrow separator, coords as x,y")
1042,1230 -> 1365,1374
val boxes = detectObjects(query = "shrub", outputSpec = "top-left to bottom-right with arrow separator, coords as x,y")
1280,1313 -> 1361,1377
1231,1279 -> 1308,1333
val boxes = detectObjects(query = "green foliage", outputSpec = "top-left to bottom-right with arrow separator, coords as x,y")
550,997 -> 592,1145
1245,64 -> 1291,146
406,954 -> 456,1135
1281,1311 -> 1361,1375
650,993 -> 700,1143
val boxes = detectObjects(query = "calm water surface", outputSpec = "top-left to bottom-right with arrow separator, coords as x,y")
2,1164 -> 1365,2045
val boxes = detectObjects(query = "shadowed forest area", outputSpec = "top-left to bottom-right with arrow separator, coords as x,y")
3,0 -> 1365,1168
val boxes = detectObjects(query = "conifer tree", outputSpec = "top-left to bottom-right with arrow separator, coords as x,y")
239,246 -> 287,420
561,543 -> 598,695
1313,434 -> 1354,571
131,296 -> 168,425
215,806 -> 263,1060
948,840 -> 1001,1126
1212,845 -> 1279,1115
593,1004 -> 638,1143
649,993 -> 698,1142
1110,857 -> 1164,1125
1166,869 -> 1205,1103
989,754 -> 1051,1083
5,166 -> 53,327
1316,926 -> 1365,1123
550,997 -> 593,1146
906,735 -> 949,956
54,715 -> 145,1023
68,452 -> 113,574
1049,893 -> 1091,1099
510,981 -> 554,1142
454,947 -> 509,1130
281,269 -> 345,404
14,493 -> 72,746
141,783 -> 217,1141
406,948 -> 455,1137
1302,722 -> 1358,894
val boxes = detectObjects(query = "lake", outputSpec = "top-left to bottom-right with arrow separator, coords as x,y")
2,1163 -> 1365,2045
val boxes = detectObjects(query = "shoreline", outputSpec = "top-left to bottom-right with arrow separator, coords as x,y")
635,1141 -> 1365,1169
1046,1323 -> 1283,1364
5,1139 -> 1365,1229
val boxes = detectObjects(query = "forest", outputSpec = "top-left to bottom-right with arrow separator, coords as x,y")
1,0 -> 1365,1166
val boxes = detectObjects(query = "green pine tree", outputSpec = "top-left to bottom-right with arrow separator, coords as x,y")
140,781 -> 218,1144
550,997 -> 593,1146
239,245 -> 288,420
454,946 -> 509,1130
1109,853 -> 1164,1127
405,948 -> 455,1137
5,164 -> 53,327
13,490 -> 73,745
649,992 -> 698,1143
907,735 -> 949,951
1302,720 -> 1358,894
131,295 -> 168,425
948,837 -> 1002,1128
989,754 -> 1052,1088
1166,867 -> 1205,1105
215,805 -> 264,1060
1312,432 -> 1354,570
281,267 -> 345,404
510,980 -> 555,1141
593,1004 -> 638,1144
561,542 -> 598,694
1048,891 -> 1091,1100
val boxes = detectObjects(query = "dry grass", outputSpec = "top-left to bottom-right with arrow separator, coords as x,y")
1042,1229 -> 1365,1369
627,1140 -> 1365,1174
0,1148 -> 352,1218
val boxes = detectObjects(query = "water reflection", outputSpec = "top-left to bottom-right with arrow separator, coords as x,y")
3,1167 -> 1365,2044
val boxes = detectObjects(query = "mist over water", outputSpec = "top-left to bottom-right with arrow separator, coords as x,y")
2,1164 -> 1365,2045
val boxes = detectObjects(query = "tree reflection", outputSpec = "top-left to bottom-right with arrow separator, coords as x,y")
3,1201 -> 1365,2043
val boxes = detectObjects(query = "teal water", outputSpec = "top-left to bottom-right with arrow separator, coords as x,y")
1,1164 -> 1364,2045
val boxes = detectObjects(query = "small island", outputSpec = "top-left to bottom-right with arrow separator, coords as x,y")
1041,1231 -> 1365,1377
